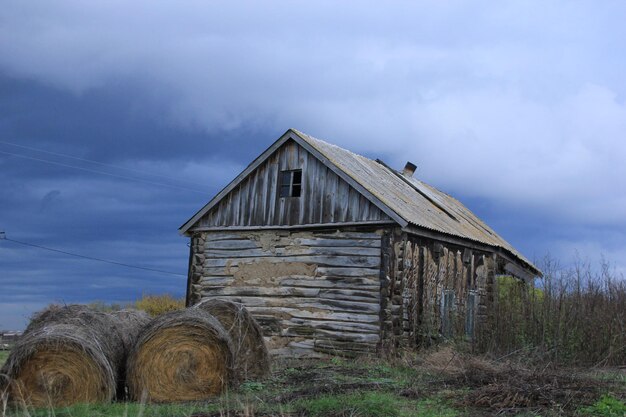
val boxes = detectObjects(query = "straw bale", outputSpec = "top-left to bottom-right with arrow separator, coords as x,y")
109,309 -> 152,400
126,308 -> 234,403
0,305 -> 125,407
109,309 -> 152,352
194,299 -> 270,380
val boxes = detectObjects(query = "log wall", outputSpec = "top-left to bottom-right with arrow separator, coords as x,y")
188,228 -> 385,357
381,232 -> 497,350
189,226 -> 500,357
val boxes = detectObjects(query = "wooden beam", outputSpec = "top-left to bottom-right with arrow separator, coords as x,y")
185,236 -> 193,307
189,220 -> 396,233
504,262 -> 536,282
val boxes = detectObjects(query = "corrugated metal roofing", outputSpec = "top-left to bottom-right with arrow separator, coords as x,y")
292,129 -> 538,273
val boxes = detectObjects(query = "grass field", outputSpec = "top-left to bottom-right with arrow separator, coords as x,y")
0,350 -> 8,367
4,347 -> 624,417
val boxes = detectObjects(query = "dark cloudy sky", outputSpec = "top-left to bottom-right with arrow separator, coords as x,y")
1,1 -> 625,329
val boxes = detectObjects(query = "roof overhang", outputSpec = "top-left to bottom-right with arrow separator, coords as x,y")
403,224 -> 542,278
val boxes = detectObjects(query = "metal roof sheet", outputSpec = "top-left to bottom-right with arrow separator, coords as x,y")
292,129 -> 538,273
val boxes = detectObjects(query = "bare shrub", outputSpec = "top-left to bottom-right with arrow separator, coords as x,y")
486,256 -> 626,366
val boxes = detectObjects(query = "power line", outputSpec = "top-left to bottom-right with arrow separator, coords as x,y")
0,150 -> 208,194
1,235 -> 186,277
0,140 -> 208,187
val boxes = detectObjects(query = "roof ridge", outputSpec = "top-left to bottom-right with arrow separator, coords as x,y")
290,129 -> 375,163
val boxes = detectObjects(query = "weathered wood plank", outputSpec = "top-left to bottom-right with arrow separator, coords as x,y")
197,295 -> 379,313
200,286 -> 320,297
316,267 -> 380,277
318,288 -> 380,301
203,230 -> 383,241
204,255 -> 380,269
279,277 -> 379,290
243,306 -> 380,323
204,237 -> 381,250
198,276 -> 380,290
284,318 -> 380,333
204,246 -> 381,258
313,339 -> 377,354
282,326 -> 379,343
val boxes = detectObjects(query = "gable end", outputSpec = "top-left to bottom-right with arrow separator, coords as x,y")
181,132 -> 403,233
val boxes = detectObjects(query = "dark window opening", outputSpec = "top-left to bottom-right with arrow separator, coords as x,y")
279,169 -> 302,198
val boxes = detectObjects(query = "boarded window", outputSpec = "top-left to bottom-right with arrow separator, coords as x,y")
465,291 -> 477,340
441,289 -> 455,338
279,169 -> 302,198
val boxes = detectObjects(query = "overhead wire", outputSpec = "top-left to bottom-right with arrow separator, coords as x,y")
0,139 -> 208,187
0,150 -> 209,194
0,143 -> 206,277
1,236 -> 187,277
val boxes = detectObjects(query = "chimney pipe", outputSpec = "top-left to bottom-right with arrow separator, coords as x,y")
402,161 -> 417,177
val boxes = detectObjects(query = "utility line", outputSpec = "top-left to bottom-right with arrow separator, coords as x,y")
1,236 -> 186,277
0,150 -> 208,194
0,140 -> 208,187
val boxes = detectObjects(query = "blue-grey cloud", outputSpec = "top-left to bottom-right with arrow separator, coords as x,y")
1,0 -> 625,328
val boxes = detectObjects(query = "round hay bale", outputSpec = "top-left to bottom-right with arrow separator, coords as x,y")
194,299 -> 270,380
109,309 -> 152,352
126,308 -> 234,402
108,309 -> 152,400
25,304 -> 109,333
0,305 -> 125,407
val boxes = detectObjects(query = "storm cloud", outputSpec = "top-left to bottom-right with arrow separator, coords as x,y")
1,1 -> 625,328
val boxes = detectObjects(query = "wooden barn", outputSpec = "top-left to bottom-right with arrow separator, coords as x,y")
180,129 -> 540,357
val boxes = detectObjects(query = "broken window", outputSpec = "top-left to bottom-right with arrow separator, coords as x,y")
279,169 -> 302,198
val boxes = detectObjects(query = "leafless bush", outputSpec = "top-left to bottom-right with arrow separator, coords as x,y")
486,255 -> 626,366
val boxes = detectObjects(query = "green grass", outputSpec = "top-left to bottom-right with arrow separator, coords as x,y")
412,398 -> 460,417
297,392 -> 402,417
296,392 -> 459,417
27,402 -> 220,417
578,395 -> 626,417
0,350 -> 9,367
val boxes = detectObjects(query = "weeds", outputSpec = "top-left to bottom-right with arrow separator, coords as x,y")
297,392 -> 401,417
0,352 -> 8,368
578,395 -> 626,416
2,353 -> 623,417
486,256 -> 626,367
134,294 -> 185,317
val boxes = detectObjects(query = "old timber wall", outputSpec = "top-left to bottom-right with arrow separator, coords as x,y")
193,139 -> 392,228
188,229 -> 384,357
380,231 -> 497,351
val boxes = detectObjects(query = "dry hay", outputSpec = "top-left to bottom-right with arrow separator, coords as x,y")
411,346 -> 611,413
126,308 -> 234,403
457,362 -> 609,413
194,299 -> 270,381
419,346 -> 469,376
109,309 -> 152,352
0,305 -> 131,407
108,309 -> 152,400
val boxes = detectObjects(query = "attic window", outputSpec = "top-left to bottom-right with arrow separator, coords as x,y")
279,169 -> 302,198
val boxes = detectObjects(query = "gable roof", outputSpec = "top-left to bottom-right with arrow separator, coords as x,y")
180,128 -> 540,275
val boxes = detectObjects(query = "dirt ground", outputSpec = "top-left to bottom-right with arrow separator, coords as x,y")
190,347 -> 626,416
